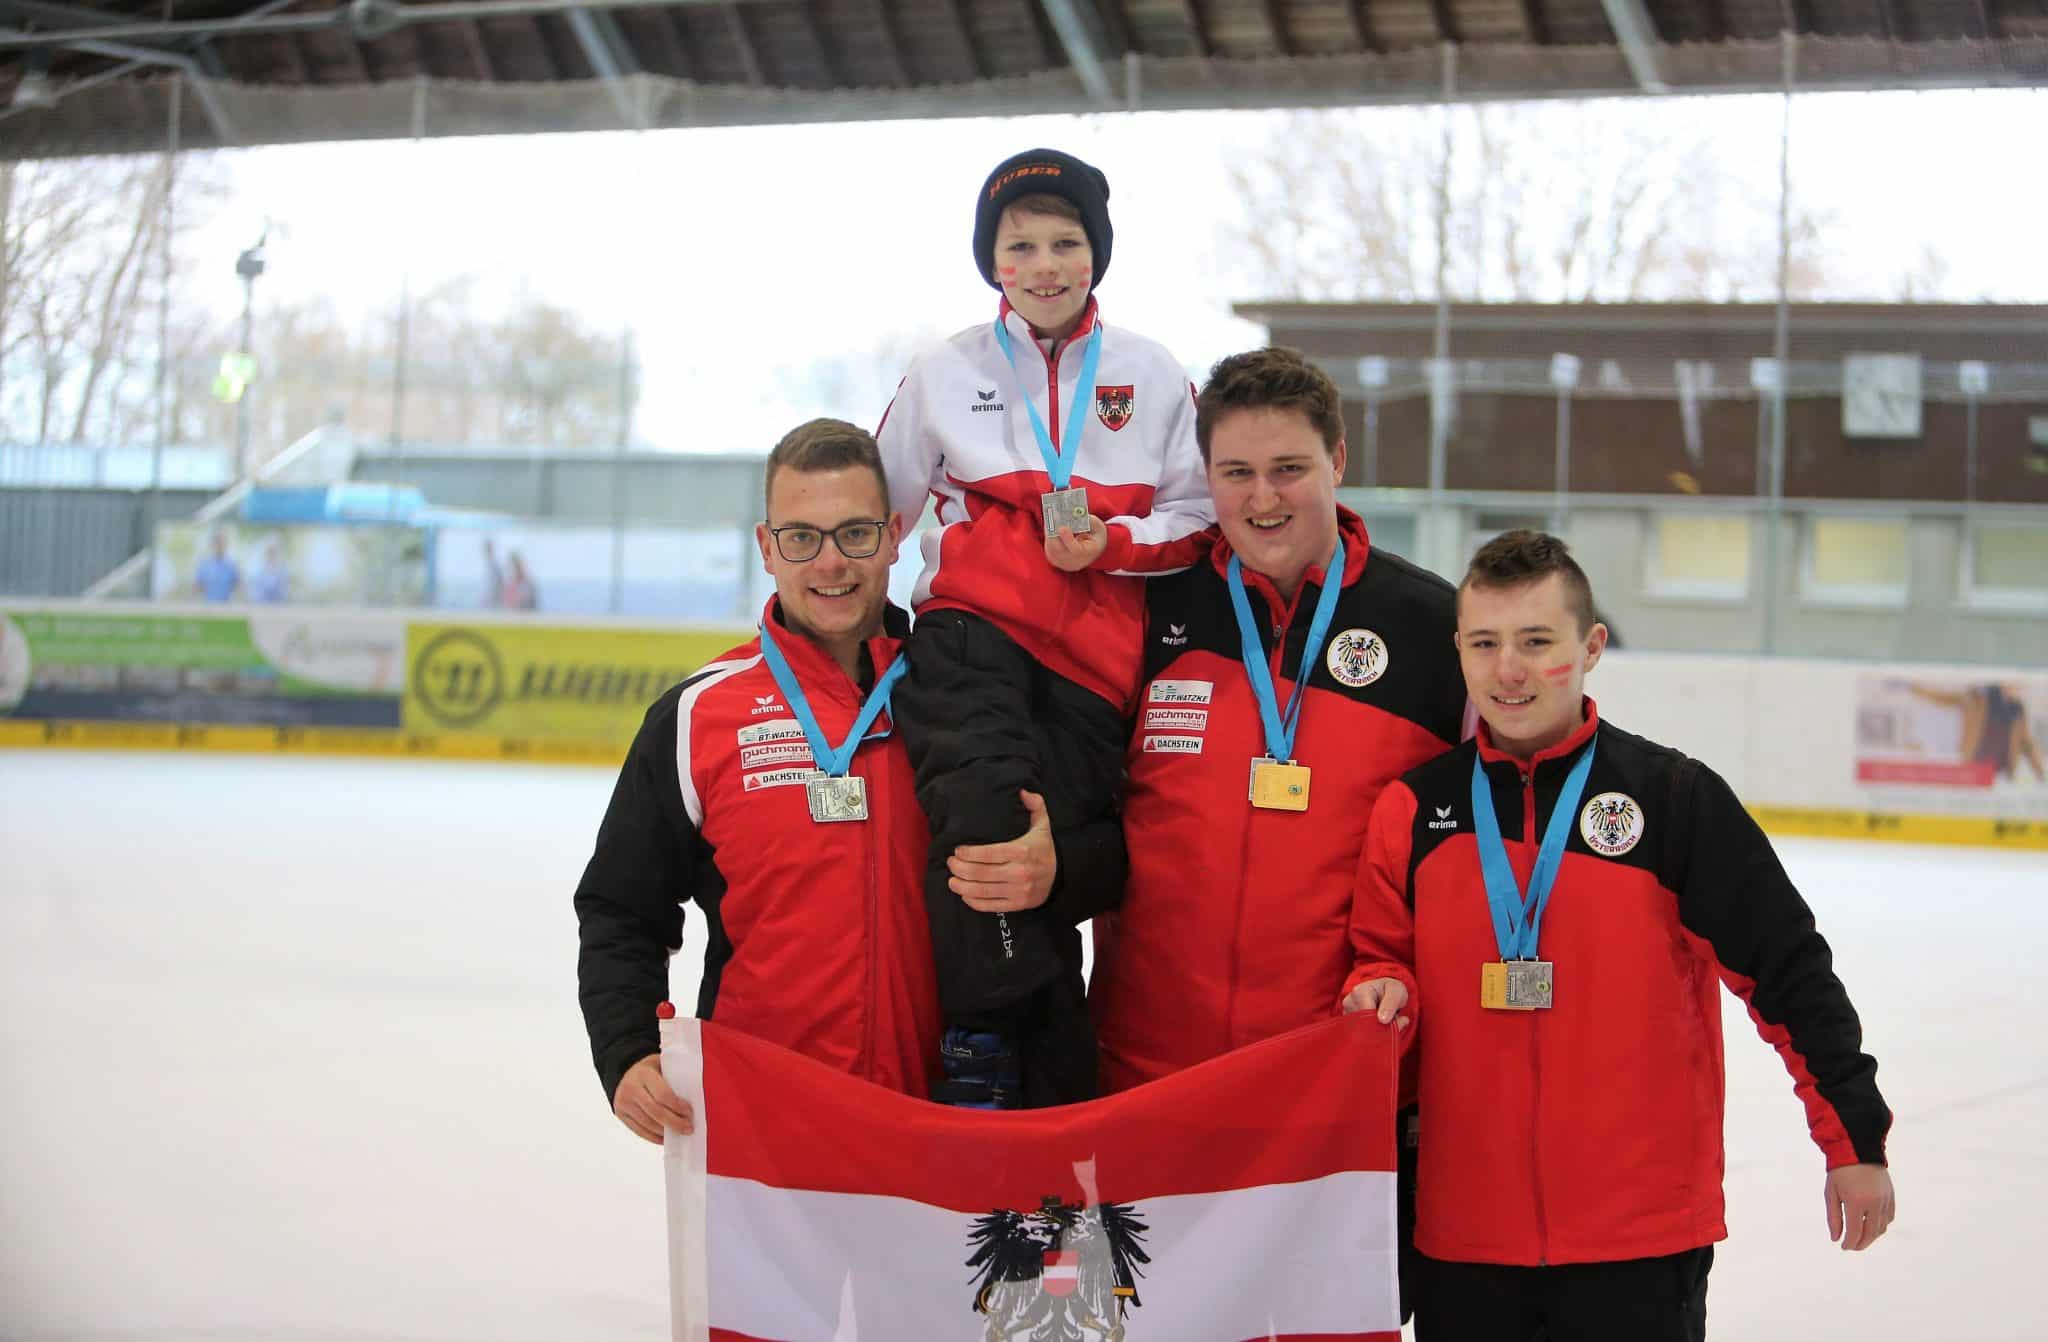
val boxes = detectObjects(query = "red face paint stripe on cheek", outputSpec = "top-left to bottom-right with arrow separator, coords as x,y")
1543,664 -> 1573,680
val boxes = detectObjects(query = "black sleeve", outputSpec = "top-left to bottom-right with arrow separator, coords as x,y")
574,687 -> 700,1109
1043,816 -> 1129,926
1675,764 -> 1891,1166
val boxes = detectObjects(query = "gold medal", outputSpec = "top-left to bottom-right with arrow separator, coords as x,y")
1248,756 -> 1311,812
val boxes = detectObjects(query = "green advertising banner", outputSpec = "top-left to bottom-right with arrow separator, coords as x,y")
0,607 -> 404,728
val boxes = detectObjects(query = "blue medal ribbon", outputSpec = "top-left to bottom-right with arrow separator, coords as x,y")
1225,537 -> 1346,764
757,620 -> 906,778
992,315 -> 1103,491
1469,738 -> 1597,961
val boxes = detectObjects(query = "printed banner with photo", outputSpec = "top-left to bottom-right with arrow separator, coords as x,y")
153,521 -> 430,607
403,621 -> 741,745
1855,674 -> 2048,814
0,607 -> 404,728
660,1014 -> 1400,1342
431,524 -> 764,620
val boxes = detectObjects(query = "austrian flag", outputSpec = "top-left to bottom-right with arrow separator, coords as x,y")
660,1015 -> 1401,1342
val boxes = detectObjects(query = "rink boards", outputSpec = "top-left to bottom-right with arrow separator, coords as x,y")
3,601 -> 2045,851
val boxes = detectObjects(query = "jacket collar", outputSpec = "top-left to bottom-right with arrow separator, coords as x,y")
1475,697 -> 1602,774
1209,506 -> 1373,621
759,596 -> 909,700
996,294 -> 1102,352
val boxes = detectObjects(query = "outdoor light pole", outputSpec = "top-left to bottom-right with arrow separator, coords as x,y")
233,225 -> 268,479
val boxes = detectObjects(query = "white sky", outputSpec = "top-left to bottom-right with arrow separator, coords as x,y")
185,88 -> 2048,453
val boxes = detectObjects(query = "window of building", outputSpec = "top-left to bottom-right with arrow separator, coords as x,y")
1644,513 -> 1751,600
1964,523 -> 2048,612
1801,516 -> 1909,607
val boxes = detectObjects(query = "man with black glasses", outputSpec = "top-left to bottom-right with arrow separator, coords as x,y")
575,418 -> 1109,1144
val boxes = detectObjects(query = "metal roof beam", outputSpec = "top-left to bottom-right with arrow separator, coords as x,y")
0,0 -> 797,51
791,1 -> 837,84
458,19 -> 496,79
0,26 -> 239,140
1427,0 -> 1460,43
864,0 -> 909,86
1598,0 -> 1669,92
640,7 -> 693,79
943,0 -> 982,77
1259,0 -> 1291,56
1178,0 -> 1210,58
0,0 -> 230,73
1345,0 -> 1381,52
723,4 -> 763,86
564,7 -> 646,126
1040,0 -> 1113,103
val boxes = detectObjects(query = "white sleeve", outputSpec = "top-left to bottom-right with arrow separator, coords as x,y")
875,362 -> 939,527
1101,379 -> 1215,577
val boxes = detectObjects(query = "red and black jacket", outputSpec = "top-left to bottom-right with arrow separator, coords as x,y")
574,599 -> 941,1107
1349,704 -> 1892,1267
1090,509 -> 1467,1093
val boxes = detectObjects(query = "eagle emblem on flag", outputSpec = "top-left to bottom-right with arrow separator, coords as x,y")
1095,385 -> 1135,432
967,1194 -> 1151,1340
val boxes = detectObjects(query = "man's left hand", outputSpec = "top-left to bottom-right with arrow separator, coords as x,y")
1044,519 -> 1107,572
950,790 -> 1056,912
1825,1163 -> 1896,1251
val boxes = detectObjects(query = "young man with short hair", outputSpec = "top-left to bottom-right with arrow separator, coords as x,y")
1345,529 -> 1895,1342
574,419 -> 940,1142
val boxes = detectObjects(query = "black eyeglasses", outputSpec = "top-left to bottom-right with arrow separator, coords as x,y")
767,519 -> 887,563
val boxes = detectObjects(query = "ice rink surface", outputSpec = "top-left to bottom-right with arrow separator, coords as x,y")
1,750 -> 2039,1342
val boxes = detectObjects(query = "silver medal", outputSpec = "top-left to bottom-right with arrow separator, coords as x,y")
805,773 -> 868,823
1504,959 -> 1554,1009
1040,486 -> 1091,540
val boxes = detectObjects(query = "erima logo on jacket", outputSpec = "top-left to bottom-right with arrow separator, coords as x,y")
1428,805 -> 1458,831
1160,623 -> 1188,647
971,388 -> 1005,413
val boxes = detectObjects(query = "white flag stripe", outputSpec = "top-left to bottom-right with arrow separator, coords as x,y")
703,1170 -> 1399,1341
661,1018 -> 711,1342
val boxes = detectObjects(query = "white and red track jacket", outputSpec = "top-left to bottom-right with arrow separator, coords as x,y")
877,298 -> 1214,710
574,599 -> 941,1107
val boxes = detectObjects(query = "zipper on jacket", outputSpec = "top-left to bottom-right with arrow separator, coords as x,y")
1521,765 -> 1551,1264
1227,579 -> 1307,1052
862,769 -> 879,1081
1039,334 -> 1063,457
840,650 -> 880,1083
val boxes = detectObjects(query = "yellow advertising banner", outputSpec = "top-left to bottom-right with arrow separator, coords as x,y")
403,622 -> 743,749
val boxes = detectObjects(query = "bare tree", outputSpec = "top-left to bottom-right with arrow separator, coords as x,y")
241,282 -> 634,454
1228,104 -> 1841,304
0,153 -> 225,447
775,326 -> 947,431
